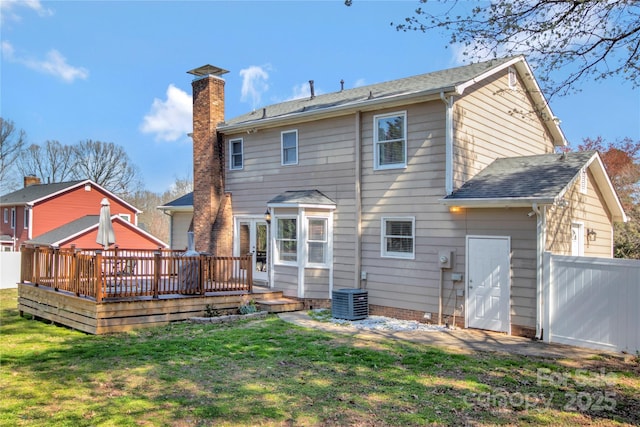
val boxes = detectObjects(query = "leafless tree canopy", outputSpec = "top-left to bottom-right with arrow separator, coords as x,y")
0,118 -> 26,191
393,0 -> 640,97
17,140 -> 76,184
72,139 -> 141,196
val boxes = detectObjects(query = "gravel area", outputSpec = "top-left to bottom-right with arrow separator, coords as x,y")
310,309 -> 447,332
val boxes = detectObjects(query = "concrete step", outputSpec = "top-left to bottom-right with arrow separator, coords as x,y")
256,298 -> 304,313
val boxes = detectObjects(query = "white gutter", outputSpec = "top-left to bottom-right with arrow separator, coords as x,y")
440,91 -> 454,195
532,202 -> 546,340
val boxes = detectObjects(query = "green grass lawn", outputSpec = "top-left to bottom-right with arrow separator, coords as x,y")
1,288 -> 639,426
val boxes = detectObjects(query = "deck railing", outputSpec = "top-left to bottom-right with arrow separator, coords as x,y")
20,246 -> 253,302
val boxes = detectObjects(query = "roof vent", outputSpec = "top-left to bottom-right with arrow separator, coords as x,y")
309,80 -> 315,100
340,79 -> 344,91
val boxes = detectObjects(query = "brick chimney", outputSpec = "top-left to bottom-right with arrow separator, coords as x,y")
24,176 -> 41,187
188,65 -> 233,256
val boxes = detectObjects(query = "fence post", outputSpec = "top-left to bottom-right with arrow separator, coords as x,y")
95,250 -> 103,303
153,251 -> 160,299
542,251 -> 552,344
199,254 -> 206,295
33,246 -> 41,286
53,247 -> 59,290
71,246 -> 78,294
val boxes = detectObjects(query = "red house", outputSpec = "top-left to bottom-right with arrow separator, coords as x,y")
0,177 -> 167,250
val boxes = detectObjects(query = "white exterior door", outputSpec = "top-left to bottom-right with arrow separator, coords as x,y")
235,218 -> 268,283
466,236 -> 511,333
571,223 -> 584,256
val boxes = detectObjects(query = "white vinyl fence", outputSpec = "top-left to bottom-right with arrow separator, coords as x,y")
543,252 -> 640,353
0,252 -> 21,289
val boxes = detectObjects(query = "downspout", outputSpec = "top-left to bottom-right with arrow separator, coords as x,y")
532,202 -> 546,340
355,111 -> 363,288
440,91 -> 454,195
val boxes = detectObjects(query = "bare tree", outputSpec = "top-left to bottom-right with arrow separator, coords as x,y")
392,0 -> 640,97
0,118 -> 26,191
72,139 -> 141,196
17,140 -> 76,184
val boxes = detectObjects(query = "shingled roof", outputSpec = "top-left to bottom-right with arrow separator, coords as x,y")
157,192 -> 193,211
442,151 -> 610,208
0,181 -> 84,205
222,57 -> 518,129
268,190 -> 336,207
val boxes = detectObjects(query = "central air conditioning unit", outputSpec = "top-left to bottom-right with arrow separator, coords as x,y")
332,289 -> 369,320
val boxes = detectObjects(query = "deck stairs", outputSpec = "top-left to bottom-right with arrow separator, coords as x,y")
252,286 -> 304,313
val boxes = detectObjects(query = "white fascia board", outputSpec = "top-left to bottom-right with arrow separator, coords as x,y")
27,179 -> 143,214
267,203 -> 337,210
440,197 -> 556,208
157,205 -> 194,213
587,155 -> 627,222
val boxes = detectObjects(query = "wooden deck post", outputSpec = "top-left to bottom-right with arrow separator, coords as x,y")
246,255 -> 253,293
33,246 -> 41,286
95,250 -> 103,303
70,246 -> 78,294
153,251 -> 160,299
53,247 -> 59,290
199,254 -> 206,295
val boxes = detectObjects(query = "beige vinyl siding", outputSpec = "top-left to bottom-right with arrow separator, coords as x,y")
274,266 -> 298,297
359,102 -> 452,313
547,168 -> 614,257
304,269 -> 330,299
225,114 -> 357,292
453,68 -> 555,188
169,212 -> 193,250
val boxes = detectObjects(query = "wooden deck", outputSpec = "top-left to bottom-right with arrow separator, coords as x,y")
17,246 -> 303,334
17,282 -> 293,334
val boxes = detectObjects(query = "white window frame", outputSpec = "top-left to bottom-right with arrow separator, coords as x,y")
3,208 -> 8,223
306,216 -> 329,268
374,111 -> 407,170
281,130 -> 298,166
23,208 -> 29,229
119,213 -> 131,222
274,216 -> 298,265
381,217 -> 415,259
10,208 -> 16,229
229,138 -> 244,170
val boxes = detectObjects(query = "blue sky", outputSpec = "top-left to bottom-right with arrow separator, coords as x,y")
2,1 -> 639,194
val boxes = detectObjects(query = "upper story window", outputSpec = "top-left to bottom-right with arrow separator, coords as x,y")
381,217 -> 415,259
307,217 -> 328,266
275,217 -> 297,263
281,130 -> 298,165
23,208 -> 29,229
119,214 -> 131,222
374,112 -> 407,170
3,208 -> 7,224
10,208 -> 16,229
230,138 -> 243,170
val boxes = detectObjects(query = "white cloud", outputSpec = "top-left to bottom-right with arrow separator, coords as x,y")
353,78 -> 366,88
289,82 -> 311,100
2,41 -> 88,83
1,0 -> 53,22
239,65 -> 269,110
140,84 -> 192,142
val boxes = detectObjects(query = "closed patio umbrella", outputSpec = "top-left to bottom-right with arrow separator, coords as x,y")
96,198 -> 116,250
